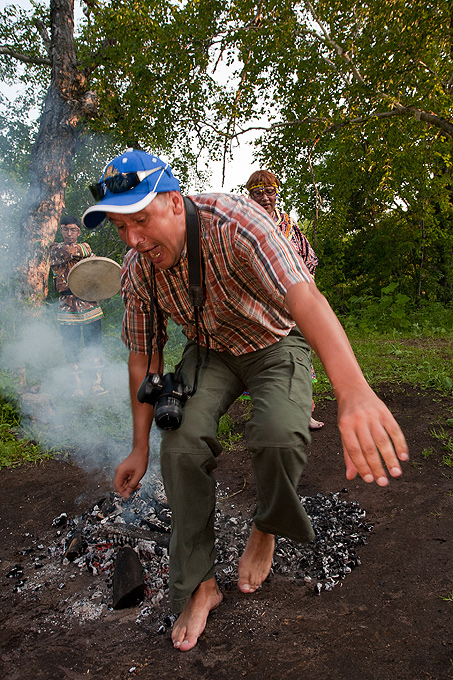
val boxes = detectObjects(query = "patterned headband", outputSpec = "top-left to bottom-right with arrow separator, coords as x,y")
248,182 -> 279,192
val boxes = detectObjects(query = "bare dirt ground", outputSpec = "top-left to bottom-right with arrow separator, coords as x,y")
1,383 -> 452,680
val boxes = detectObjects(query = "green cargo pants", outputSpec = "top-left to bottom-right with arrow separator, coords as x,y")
160,328 -> 315,613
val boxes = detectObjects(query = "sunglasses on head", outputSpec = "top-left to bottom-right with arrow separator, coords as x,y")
249,186 -> 277,199
89,166 -> 165,202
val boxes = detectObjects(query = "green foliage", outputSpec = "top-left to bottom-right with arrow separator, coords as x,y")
216,412 -> 243,450
1,0 -> 453,307
338,285 -> 453,336
0,397 -> 52,468
311,301 -> 453,398
341,283 -> 413,333
251,0 -> 453,309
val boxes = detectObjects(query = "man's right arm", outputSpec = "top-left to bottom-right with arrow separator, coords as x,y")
113,351 -> 160,498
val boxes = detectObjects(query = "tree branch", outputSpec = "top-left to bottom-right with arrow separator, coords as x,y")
83,38 -> 117,77
222,106 -> 453,143
221,2 -> 264,183
303,0 -> 367,87
0,45 -> 51,66
33,17 -> 51,57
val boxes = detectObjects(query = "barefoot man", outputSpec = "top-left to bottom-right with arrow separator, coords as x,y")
83,149 -> 408,652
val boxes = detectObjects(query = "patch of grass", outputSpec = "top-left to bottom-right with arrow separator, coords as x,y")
0,399 -> 53,469
312,331 -> 453,399
440,589 -> 453,603
411,426 -> 453,471
217,413 -> 243,451
237,398 -> 253,421
430,426 -> 453,468
421,447 -> 436,460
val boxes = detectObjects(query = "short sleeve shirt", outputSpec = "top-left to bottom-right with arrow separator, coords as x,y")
121,193 -> 311,356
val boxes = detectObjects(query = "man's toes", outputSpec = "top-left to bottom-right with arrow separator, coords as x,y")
172,627 -> 186,649
238,582 -> 251,593
238,578 -> 259,593
179,637 -> 198,652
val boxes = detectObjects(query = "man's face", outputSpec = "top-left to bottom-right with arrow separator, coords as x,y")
61,225 -> 80,245
106,192 -> 186,270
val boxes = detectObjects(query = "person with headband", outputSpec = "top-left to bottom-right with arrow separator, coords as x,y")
83,148 -> 408,652
245,169 -> 324,429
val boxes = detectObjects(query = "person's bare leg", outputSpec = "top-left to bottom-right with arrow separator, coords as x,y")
238,523 -> 275,593
172,577 -> 223,652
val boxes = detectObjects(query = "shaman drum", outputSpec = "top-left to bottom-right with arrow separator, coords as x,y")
67,256 -> 121,301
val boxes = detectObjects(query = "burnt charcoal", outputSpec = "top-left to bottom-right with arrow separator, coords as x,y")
52,512 -> 68,527
112,546 -> 146,610
63,530 -> 87,561
95,521 -> 169,547
18,485 -> 371,611
7,565 -> 24,579
142,519 -> 170,533
215,491 -> 372,590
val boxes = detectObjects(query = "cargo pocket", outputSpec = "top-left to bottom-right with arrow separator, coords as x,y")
288,349 -> 312,404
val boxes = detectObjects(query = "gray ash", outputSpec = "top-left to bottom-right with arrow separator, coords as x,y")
6,482 -> 372,610
215,491 -> 372,592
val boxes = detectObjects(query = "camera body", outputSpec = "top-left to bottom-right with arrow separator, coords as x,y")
137,372 -> 192,430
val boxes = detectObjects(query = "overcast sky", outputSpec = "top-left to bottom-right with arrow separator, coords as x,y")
1,0 -> 266,193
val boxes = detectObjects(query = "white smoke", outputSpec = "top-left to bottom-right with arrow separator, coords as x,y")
0,296 -> 165,485
0,165 -> 171,482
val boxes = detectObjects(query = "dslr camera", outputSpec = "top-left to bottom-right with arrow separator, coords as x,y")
137,372 -> 192,430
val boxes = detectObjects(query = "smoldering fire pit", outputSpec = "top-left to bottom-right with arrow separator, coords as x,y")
5,472 -> 372,630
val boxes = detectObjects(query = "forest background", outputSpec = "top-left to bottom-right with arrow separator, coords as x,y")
0,0 -> 452,465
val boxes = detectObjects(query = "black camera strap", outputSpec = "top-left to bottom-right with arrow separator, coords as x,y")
183,196 -> 205,310
181,196 -> 206,395
142,265 -> 165,376
142,196 -> 206,396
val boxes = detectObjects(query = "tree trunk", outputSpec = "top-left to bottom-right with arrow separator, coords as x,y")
17,88 -> 82,303
16,0 -> 95,304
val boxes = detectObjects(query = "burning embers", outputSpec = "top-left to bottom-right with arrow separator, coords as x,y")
5,476 -> 372,626
59,477 -> 172,610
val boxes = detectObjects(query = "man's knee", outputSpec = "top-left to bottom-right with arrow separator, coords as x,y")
246,413 -> 310,449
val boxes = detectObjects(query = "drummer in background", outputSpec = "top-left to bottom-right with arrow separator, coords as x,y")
49,216 -> 107,396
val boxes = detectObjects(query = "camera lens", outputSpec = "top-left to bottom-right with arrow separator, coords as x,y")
154,396 -> 183,430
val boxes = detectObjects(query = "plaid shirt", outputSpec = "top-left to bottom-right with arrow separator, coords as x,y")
121,193 -> 311,356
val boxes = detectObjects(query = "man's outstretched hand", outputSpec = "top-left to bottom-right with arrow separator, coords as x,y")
337,389 -> 409,486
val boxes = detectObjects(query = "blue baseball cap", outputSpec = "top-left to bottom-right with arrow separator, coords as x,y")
82,149 -> 180,230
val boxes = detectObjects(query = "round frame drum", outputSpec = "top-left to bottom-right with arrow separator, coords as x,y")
67,256 -> 121,301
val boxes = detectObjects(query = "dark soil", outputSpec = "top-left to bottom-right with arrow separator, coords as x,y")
1,384 -> 452,680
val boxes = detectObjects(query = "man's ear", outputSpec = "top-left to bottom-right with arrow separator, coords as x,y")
170,191 -> 185,215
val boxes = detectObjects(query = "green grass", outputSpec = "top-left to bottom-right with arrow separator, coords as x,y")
0,399 -> 52,468
440,589 -> 453,603
217,412 -> 243,451
312,331 -> 453,397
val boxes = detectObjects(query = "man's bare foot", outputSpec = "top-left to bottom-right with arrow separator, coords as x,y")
309,417 -> 324,429
172,578 -> 223,652
238,524 -> 275,594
